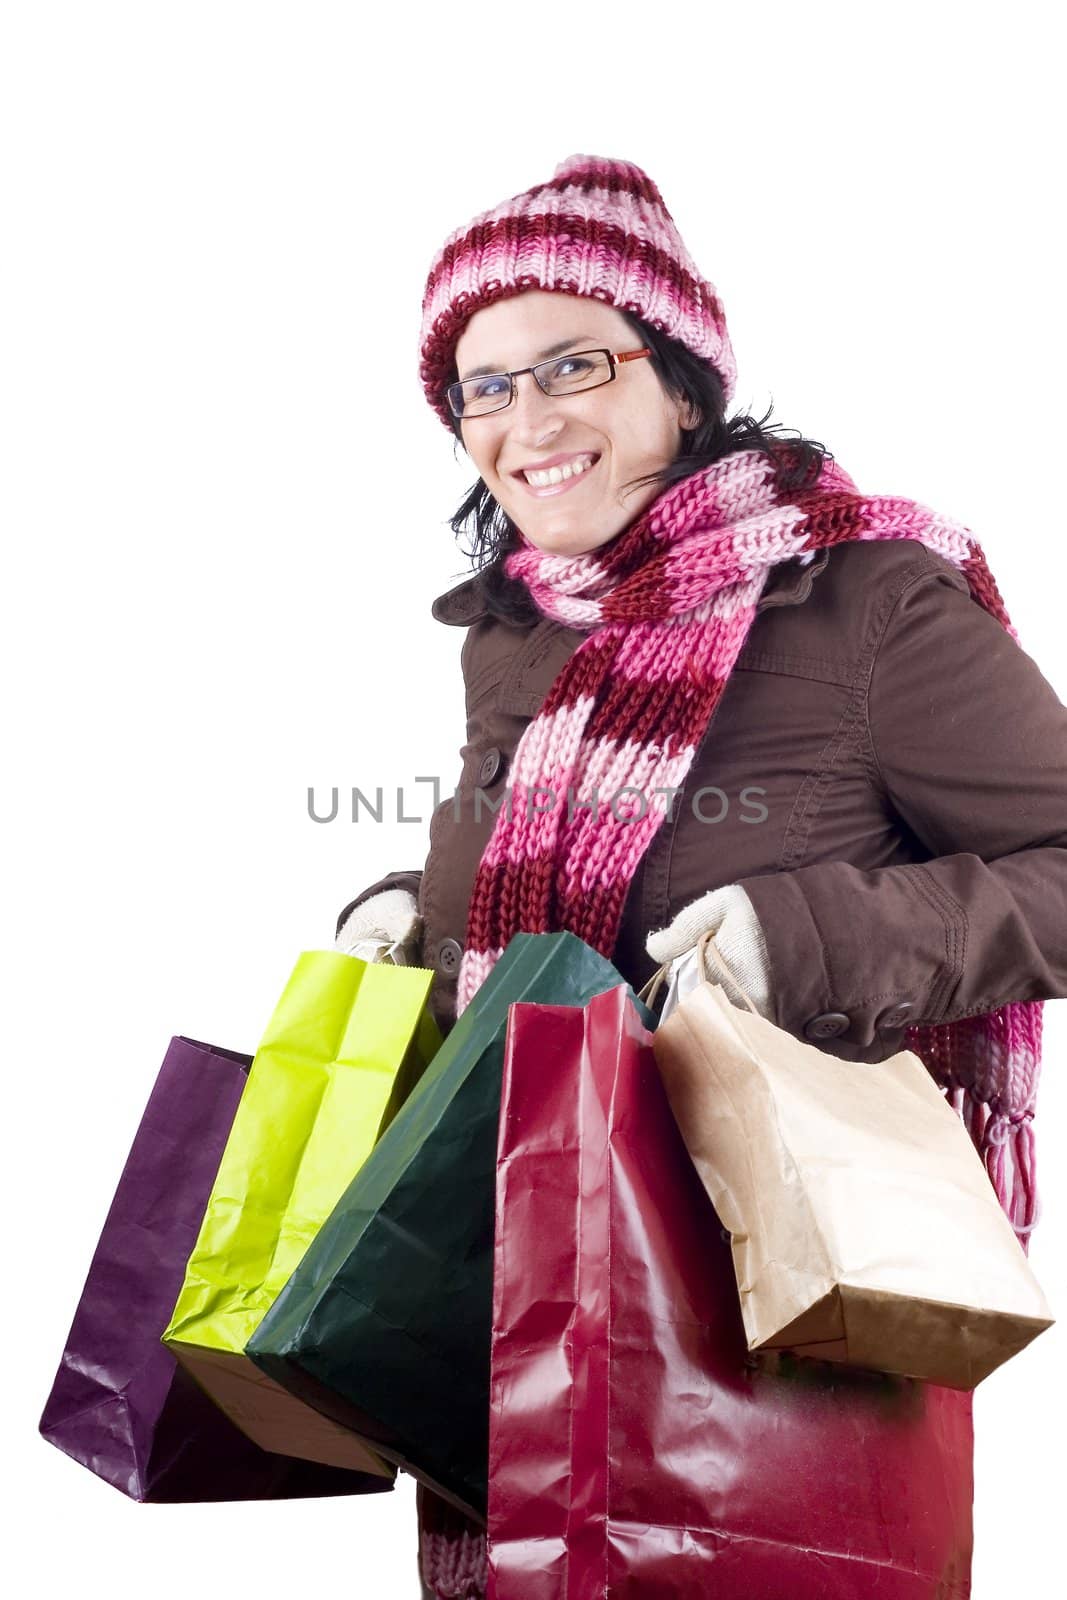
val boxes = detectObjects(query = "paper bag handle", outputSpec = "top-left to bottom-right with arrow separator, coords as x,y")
639,928 -> 761,1017
340,937 -> 411,966
376,938 -> 411,966
697,930 -> 761,1015
637,966 -> 666,1007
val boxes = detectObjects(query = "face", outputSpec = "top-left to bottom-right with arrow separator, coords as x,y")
453,290 -> 696,558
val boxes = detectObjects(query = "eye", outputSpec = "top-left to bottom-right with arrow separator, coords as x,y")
472,375 -> 508,400
550,356 -> 593,379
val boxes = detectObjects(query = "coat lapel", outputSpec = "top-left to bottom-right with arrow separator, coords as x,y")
431,549 -> 831,717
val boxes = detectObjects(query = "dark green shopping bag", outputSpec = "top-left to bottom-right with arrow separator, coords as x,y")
247,932 -> 652,1520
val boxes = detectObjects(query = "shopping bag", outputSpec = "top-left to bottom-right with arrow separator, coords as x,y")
488,985 -> 975,1599
39,1034 -> 390,1502
163,952 -> 440,1473
248,931 -> 652,1521
650,933 -> 1054,1388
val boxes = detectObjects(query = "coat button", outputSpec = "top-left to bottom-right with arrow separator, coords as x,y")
436,937 -> 463,977
478,747 -> 504,787
803,1011 -> 851,1041
876,1001 -> 915,1032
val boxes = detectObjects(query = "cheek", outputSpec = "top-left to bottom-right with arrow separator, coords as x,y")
640,409 -> 681,466
611,415 -> 659,468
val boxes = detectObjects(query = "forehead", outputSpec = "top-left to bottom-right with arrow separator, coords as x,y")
454,289 -> 632,376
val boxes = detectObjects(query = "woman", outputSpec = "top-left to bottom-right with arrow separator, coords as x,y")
337,154 -> 1067,1598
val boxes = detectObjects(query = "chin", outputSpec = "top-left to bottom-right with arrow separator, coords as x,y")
524,528 -> 599,558
514,511 -> 620,560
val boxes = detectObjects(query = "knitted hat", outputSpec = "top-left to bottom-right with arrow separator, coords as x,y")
418,153 -> 737,430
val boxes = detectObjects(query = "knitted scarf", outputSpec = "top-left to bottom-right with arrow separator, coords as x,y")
455,443 -> 1043,1248
423,443 -> 1043,1600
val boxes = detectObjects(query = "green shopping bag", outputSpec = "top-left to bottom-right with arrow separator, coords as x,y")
162,950 -> 441,1476
247,932 -> 652,1519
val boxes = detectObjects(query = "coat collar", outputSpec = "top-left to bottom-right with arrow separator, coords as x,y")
431,547 -> 831,628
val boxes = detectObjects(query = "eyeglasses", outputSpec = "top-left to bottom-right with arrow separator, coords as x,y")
447,346 -> 652,420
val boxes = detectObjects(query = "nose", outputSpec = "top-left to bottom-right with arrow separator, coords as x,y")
505,368 -> 565,445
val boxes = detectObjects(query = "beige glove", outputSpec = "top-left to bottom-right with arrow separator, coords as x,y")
645,883 -> 774,1019
335,887 -> 422,965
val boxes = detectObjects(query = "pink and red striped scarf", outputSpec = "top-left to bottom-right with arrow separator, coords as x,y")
455,443 -> 1043,1247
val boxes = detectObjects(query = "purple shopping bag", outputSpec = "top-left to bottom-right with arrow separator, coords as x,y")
39,1034 -> 394,1503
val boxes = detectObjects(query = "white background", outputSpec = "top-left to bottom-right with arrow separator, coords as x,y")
4,3 -> 1064,1596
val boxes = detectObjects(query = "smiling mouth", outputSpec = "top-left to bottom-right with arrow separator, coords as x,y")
514,453 -> 601,497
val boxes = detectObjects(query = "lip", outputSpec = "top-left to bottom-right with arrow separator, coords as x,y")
512,452 -> 601,498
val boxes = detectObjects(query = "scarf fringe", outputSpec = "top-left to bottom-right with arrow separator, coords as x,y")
959,1091 -> 1040,1254
418,1496 -> 487,1600
420,1528 -> 486,1600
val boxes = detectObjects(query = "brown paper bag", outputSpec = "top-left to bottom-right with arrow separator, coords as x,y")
649,933 -> 1054,1390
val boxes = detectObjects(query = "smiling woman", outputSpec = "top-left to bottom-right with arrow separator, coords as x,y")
444,297 -> 832,624
451,339 -> 654,492
334,152 -> 1067,1600
451,293 -> 687,557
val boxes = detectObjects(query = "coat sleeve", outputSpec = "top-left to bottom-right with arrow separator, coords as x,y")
738,561 -> 1067,1050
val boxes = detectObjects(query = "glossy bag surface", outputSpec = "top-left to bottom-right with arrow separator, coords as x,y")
487,988 -> 974,1598
249,932 -> 652,1521
39,1035 -> 387,1502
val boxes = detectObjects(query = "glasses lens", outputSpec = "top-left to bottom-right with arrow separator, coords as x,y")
538,349 -> 612,395
449,372 -> 512,418
447,350 -> 614,417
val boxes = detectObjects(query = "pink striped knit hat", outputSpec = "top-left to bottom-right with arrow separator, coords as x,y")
418,153 -> 737,430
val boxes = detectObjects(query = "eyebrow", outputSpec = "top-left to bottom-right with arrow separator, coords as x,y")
459,335 -> 596,383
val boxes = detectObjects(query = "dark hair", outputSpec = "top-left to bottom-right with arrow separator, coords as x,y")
443,309 -> 835,626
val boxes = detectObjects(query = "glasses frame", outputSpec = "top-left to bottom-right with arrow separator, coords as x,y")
447,345 -> 652,420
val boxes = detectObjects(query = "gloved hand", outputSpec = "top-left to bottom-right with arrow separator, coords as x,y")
335,887 -> 422,965
645,883 -> 775,1019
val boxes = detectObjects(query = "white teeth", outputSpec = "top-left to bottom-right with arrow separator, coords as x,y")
523,453 -> 596,487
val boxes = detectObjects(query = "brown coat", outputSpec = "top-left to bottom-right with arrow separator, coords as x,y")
338,539 -> 1067,1055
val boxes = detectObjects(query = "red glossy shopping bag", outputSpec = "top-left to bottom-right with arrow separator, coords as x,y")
487,986 -> 975,1599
